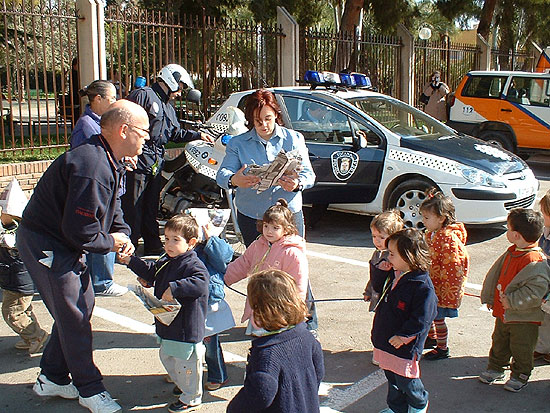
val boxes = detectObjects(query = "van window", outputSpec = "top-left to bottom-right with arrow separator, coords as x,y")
462,75 -> 507,98
507,77 -> 550,107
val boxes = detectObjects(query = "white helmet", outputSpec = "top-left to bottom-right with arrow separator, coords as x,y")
158,64 -> 193,93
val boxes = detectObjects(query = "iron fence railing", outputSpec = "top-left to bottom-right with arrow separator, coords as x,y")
104,7 -> 284,120
414,39 -> 480,108
300,28 -> 402,97
491,48 -> 534,71
0,0 -> 78,155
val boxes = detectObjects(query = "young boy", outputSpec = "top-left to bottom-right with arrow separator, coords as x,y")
120,215 -> 209,413
479,208 -> 550,392
0,179 -> 48,355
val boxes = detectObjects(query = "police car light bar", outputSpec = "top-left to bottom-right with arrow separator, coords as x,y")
302,70 -> 372,90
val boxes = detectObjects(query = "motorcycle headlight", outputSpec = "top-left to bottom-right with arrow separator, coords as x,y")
459,167 -> 506,188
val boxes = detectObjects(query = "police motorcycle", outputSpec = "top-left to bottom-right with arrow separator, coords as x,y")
159,88 -> 248,231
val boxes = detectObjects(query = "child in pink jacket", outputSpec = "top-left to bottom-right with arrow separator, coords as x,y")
225,199 -> 309,336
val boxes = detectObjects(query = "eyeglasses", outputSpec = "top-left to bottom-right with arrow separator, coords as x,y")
125,124 -> 150,135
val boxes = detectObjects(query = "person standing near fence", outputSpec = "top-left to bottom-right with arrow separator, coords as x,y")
422,71 -> 450,122
16,102 -> 148,413
122,64 -> 213,256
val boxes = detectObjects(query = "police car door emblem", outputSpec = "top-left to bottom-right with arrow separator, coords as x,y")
331,151 -> 359,180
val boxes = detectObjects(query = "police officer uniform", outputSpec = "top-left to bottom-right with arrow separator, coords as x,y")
123,82 -> 200,253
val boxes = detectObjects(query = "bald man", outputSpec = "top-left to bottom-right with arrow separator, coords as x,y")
17,101 -> 149,413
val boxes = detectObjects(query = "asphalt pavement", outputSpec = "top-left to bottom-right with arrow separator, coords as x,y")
1,157 -> 549,413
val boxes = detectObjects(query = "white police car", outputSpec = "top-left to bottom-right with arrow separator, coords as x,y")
202,71 -> 538,228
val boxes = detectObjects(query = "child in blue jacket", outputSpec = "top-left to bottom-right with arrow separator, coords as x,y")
372,228 -> 437,413
194,224 -> 235,391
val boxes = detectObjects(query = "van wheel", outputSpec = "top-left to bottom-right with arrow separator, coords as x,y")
479,131 -> 514,152
388,179 -> 434,229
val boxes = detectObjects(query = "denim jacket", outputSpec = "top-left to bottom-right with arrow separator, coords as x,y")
216,125 -> 315,219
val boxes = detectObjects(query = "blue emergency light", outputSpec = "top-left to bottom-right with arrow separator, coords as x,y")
303,70 -> 372,90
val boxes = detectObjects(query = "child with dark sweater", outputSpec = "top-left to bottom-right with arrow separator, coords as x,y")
479,208 -> 550,393
372,228 -> 437,413
227,269 -> 325,413
1,208 -> 48,354
120,215 -> 209,413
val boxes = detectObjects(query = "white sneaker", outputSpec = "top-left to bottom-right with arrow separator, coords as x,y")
33,374 -> 79,399
96,283 -> 128,297
79,391 -> 122,413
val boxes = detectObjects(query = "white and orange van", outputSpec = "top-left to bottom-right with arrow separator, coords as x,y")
448,71 -> 550,155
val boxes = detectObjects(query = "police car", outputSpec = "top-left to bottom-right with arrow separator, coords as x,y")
202,71 -> 538,228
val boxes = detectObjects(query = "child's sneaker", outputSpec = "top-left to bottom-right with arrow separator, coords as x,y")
478,370 -> 505,384
167,400 -> 201,412
205,380 -> 228,391
533,351 -> 546,360
422,347 -> 449,360
28,329 -> 49,354
79,391 -> 122,413
503,378 -> 527,392
33,374 -> 79,399
543,354 -> 550,364
423,337 -> 437,349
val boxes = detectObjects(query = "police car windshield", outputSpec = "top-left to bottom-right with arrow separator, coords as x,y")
349,96 -> 455,140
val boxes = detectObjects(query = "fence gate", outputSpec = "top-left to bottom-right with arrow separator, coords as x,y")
0,0 -> 79,157
104,6 -> 283,119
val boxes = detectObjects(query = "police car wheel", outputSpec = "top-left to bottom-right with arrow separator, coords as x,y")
388,179 -> 434,229
479,130 -> 514,153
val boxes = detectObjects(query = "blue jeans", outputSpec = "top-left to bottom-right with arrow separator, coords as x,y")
384,370 -> 428,413
203,334 -> 227,383
87,252 -> 116,293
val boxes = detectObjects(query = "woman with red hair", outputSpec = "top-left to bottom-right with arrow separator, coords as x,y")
216,89 -> 315,247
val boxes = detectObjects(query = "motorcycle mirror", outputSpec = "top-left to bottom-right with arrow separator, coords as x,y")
186,88 -> 201,105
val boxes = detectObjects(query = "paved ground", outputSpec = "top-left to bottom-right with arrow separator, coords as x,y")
1,157 -> 549,412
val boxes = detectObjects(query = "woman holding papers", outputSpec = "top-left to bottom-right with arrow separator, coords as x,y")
216,89 -> 315,247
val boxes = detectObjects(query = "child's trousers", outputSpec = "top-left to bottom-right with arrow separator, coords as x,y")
160,342 -> 205,406
1,288 -> 43,342
384,370 -> 428,413
488,318 -> 539,382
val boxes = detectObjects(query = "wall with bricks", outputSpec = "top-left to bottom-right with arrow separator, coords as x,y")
0,148 -> 185,197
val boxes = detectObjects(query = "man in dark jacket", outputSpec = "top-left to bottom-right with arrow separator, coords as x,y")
17,100 -> 148,413
123,64 -> 212,255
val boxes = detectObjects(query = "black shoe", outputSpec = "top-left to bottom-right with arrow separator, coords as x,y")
423,347 -> 450,360
167,400 -> 201,412
423,337 -> 437,349
172,385 -> 182,396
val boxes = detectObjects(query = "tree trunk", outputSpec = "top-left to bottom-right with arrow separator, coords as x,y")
477,0 -> 498,41
331,0 -> 364,72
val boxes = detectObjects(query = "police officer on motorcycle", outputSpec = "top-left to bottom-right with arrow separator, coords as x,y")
123,64 -> 213,254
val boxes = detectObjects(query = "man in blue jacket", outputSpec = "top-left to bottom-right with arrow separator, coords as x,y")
17,100 -> 148,413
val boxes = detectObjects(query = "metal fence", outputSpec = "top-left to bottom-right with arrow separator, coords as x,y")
414,39 -> 480,107
491,48 -> 534,71
104,7 -> 284,120
0,0 -> 78,155
300,28 -> 402,97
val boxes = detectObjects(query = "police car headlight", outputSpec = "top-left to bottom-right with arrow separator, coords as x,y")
459,167 -> 507,188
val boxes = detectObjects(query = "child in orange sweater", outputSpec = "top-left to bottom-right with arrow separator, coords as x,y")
420,189 -> 469,360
